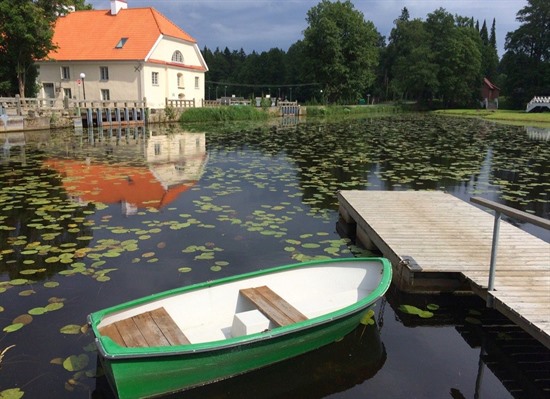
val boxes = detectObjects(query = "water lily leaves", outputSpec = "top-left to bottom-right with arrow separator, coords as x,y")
9,279 -> 29,286
399,304 -> 434,319
360,309 -> 375,325
44,281 -> 59,288
3,323 -> 24,333
0,388 -> 24,399
178,267 -> 192,273
60,324 -> 83,335
63,354 -> 89,372
28,307 -> 47,316
13,314 -> 33,325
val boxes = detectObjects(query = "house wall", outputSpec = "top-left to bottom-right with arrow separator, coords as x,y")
37,61 -> 141,102
36,38 -> 206,109
146,37 -> 205,107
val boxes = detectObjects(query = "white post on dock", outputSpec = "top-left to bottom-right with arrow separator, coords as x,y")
486,210 -> 501,307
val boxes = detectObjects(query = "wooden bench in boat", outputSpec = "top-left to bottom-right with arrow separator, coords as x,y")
239,286 -> 307,327
98,307 -> 190,347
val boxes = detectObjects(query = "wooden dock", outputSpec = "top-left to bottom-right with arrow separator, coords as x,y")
337,190 -> 550,348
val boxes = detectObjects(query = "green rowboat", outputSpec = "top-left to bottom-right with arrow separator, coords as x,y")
88,257 -> 392,398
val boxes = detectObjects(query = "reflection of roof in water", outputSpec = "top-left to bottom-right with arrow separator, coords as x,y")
43,158 -> 196,209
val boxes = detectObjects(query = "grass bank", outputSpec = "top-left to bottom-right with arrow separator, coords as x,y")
432,109 -> 550,127
307,104 -> 403,117
179,106 -> 269,123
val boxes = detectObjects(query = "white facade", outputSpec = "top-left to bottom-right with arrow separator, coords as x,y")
37,40 -> 206,109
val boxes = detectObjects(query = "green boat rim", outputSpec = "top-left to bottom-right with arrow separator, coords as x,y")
89,257 -> 392,359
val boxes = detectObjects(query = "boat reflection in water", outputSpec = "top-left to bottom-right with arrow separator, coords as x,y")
94,322 -> 386,399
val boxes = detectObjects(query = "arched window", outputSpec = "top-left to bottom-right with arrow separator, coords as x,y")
171,50 -> 183,63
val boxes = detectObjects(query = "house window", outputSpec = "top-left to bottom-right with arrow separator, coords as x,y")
177,73 -> 184,88
100,66 -> 109,81
115,37 -> 128,49
101,89 -> 110,101
171,50 -> 183,63
43,83 -> 55,98
63,88 -> 72,99
61,66 -> 70,80
194,76 -> 199,89
154,143 -> 161,155
152,72 -> 159,86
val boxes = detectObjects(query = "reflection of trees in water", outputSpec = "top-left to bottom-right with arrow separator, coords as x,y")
205,116 -> 548,218
0,155 -> 94,280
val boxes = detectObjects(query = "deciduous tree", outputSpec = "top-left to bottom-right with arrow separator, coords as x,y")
302,0 -> 381,103
500,0 -> 550,108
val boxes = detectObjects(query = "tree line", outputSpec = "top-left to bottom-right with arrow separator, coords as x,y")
203,0 -> 548,108
1,0 -> 548,109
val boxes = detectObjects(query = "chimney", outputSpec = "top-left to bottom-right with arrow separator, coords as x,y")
111,0 -> 128,15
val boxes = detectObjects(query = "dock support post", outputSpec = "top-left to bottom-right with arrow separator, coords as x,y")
486,210 -> 501,307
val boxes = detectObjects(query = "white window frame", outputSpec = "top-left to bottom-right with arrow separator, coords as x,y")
194,76 -> 199,89
101,89 -> 110,101
177,73 -> 184,88
152,72 -> 159,86
61,66 -> 70,80
171,50 -> 184,63
100,66 -> 109,81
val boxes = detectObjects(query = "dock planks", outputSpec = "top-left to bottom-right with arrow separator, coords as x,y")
338,190 -> 550,348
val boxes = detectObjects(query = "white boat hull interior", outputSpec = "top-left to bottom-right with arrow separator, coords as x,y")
97,262 -> 383,345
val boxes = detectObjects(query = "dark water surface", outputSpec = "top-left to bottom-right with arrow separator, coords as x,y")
1,115 -> 548,398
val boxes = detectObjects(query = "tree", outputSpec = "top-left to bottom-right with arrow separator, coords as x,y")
386,17 -> 439,101
425,8 -> 482,106
302,0 -> 380,103
500,0 -> 550,108
0,0 -> 91,97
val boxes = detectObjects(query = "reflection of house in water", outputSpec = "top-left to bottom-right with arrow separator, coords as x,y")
146,132 -> 207,188
43,130 -> 207,215
1,132 -> 27,160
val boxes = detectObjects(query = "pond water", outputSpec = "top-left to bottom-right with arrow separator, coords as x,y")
1,115 -> 549,399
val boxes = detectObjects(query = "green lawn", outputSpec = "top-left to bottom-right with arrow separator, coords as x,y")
432,109 -> 550,127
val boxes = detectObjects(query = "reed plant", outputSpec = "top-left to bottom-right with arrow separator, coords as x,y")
179,106 -> 269,123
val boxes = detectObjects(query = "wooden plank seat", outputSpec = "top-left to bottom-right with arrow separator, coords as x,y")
99,307 -> 189,347
239,286 -> 307,327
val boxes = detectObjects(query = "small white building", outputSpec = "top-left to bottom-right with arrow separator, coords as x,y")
36,0 -> 208,109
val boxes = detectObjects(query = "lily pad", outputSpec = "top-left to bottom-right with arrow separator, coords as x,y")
60,325 -> 83,335
3,323 -> 24,333
0,388 -> 25,399
63,354 -> 89,372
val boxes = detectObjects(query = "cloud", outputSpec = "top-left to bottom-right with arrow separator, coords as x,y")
86,0 -> 525,55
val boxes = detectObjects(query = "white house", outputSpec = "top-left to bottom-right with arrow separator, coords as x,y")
36,0 -> 208,108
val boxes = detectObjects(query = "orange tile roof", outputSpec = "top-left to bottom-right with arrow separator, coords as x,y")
47,7 -> 197,61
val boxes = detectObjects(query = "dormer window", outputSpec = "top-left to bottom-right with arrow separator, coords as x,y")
115,37 -> 128,49
171,50 -> 183,63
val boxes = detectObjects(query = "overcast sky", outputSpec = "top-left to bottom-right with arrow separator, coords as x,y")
87,0 -> 526,57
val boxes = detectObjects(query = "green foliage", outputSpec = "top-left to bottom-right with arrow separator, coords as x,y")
383,7 -> 483,107
164,106 -> 177,121
307,105 -> 401,117
0,0 -> 92,96
501,0 -> 550,108
179,106 -> 269,123
302,0 -> 381,103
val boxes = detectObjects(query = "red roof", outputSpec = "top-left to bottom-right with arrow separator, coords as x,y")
43,159 -> 195,209
483,77 -> 500,91
47,7 -> 197,61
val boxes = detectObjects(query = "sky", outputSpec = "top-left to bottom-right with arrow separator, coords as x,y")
87,0 -> 527,57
